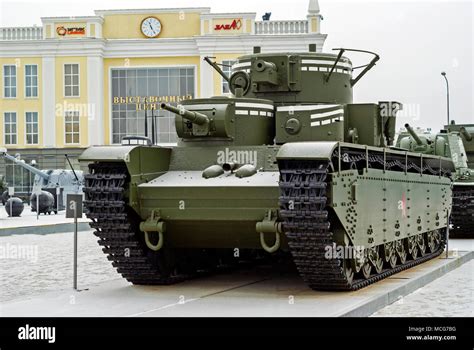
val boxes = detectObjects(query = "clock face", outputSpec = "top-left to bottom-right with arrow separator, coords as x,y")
141,17 -> 162,38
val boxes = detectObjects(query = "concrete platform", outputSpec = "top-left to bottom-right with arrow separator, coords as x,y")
0,205 -> 90,235
1,245 -> 471,317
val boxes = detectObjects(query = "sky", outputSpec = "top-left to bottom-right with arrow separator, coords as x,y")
0,0 -> 473,131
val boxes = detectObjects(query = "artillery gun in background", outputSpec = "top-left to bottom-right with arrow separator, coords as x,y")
395,124 -> 474,237
80,46 -> 453,291
0,148 -> 84,214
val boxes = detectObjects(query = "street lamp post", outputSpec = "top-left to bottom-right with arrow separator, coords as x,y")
441,72 -> 450,125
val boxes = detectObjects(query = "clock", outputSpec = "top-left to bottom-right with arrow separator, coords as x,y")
140,17 -> 162,38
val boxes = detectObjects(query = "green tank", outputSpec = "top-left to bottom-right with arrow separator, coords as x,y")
445,122 -> 474,236
395,123 -> 473,237
79,47 -> 454,290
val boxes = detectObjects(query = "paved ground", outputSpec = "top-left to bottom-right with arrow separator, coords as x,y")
373,259 -> 474,317
0,231 -> 471,317
372,239 -> 474,317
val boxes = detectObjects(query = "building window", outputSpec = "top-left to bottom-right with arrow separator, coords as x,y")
221,60 -> 237,93
25,112 -> 39,144
3,65 -> 17,98
25,64 -> 38,98
4,112 -> 17,145
111,67 -> 195,144
65,111 -> 80,144
64,64 -> 79,97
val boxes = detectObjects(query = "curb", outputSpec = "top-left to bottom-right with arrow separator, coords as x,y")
0,222 -> 91,236
338,250 -> 474,317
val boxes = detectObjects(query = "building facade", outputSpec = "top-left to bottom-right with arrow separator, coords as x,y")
0,1 -> 326,192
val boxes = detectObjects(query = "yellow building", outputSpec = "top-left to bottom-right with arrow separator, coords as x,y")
0,1 -> 325,192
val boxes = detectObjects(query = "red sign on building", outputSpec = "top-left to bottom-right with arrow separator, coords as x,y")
214,19 -> 242,31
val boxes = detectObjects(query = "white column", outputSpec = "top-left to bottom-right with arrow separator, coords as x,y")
95,22 -> 102,38
87,56 -> 104,146
42,56 -> 56,147
199,55 -> 214,98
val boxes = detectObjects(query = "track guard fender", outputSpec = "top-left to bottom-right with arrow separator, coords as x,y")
80,146 -> 172,212
276,142 -> 338,161
79,146 -> 171,177
79,145 -> 138,163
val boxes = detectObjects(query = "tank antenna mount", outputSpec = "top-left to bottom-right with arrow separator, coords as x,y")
325,48 -> 345,82
331,48 -> 380,86
204,56 -> 230,83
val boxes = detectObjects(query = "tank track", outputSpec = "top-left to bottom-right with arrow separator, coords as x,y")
451,186 -> 474,238
279,157 -> 447,291
84,162 -> 188,285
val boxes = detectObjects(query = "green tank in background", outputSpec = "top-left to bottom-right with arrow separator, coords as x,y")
80,46 -> 454,291
445,122 -> 474,236
395,123 -> 473,237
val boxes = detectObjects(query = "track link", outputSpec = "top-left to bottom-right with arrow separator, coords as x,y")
84,162 -> 184,285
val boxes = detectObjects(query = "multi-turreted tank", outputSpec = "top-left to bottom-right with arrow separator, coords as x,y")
395,123 -> 473,237
80,47 -> 454,290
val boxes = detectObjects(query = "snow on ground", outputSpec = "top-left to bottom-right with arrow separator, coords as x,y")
0,230 -> 119,302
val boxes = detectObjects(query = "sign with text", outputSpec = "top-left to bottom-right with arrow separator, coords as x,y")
214,19 -> 243,31
66,194 -> 83,218
112,95 -> 192,110
56,25 -> 86,37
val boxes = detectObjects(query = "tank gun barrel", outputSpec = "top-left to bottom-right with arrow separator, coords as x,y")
460,127 -> 473,142
404,123 -> 423,146
1,151 -> 50,180
161,103 -> 209,126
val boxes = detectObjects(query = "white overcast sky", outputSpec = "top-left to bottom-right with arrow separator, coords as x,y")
1,0 -> 473,131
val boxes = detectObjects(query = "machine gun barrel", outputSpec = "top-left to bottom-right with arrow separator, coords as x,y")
1,151 -> 50,180
460,127 -> 473,142
161,103 -> 209,126
404,123 -> 423,146
254,59 -> 277,72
